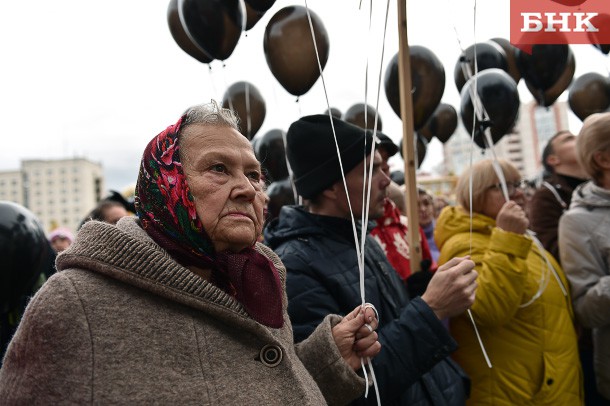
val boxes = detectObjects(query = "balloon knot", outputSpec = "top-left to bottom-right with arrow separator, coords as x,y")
477,119 -> 493,135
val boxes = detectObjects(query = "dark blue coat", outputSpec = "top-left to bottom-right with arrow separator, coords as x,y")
264,206 -> 469,406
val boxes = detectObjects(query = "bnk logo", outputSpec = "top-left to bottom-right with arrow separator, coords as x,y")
510,0 -> 610,53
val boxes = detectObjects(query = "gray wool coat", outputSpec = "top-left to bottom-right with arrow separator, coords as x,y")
0,217 -> 366,405
559,181 -> 610,401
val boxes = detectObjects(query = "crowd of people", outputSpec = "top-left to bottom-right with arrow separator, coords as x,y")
0,101 -> 608,405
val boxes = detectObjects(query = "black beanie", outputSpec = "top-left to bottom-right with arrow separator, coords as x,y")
286,114 -> 376,199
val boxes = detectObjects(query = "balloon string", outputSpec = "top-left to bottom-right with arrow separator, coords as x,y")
245,82 -> 252,138
358,1 -> 388,404
361,0 -> 391,273
281,128 -> 300,204
361,0 -> 372,245
464,0 -> 492,370
303,0 -> 364,279
207,62 -> 218,101
220,62 -> 235,112
304,0 -> 379,403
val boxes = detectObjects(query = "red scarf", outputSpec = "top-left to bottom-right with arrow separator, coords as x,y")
135,116 -> 283,328
371,199 -> 436,279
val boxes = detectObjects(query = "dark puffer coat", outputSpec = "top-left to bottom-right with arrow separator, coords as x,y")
264,206 -> 469,406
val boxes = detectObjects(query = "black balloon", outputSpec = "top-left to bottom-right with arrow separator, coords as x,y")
454,41 -> 508,93
526,48 -> 575,107
419,103 -> 458,144
568,72 -> 610,122
167,0 -> 213,64
385,46 -> 445,130
490,38 -> 521,84
516,44 -> 570,93
0,202 -> 53,312
245,0 -> 275,12
390,170 -> 405,186
264,6 -> 329,96
222,81 -> 266,139
343,103 -> 383,131
398,134 -> 427,169
323,107 -> 342,118
179,0 -> 245,61
245,1 -> 265,30
416,134 -> 427,169
265,178 -> 295,223
255,129 -> 289,182
460,69 -> 520,149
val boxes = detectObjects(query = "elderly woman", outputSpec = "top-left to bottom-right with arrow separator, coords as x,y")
434,158 -> 582,405
0,102 -> 380,404
559,113 -> 610,402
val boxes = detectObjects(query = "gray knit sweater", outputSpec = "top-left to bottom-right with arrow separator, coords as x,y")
0,217 -> 365,405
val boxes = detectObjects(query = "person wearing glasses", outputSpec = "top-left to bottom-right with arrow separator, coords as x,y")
434,158 -> 582,405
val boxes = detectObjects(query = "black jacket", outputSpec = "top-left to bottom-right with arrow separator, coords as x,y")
528,172 -> 586,264
264,206 -> 469,406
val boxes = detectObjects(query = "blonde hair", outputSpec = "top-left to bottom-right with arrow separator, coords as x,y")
577,113 -> 610,183
455,159 -> 520,213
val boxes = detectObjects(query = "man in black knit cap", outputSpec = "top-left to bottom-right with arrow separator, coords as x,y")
264,114 -> 478,405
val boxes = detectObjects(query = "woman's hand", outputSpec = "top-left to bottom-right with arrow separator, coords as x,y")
496,201 -> 529,235
331,304 -> 381,371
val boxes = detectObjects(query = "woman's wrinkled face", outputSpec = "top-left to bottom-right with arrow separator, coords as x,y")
181,124 -> 265,253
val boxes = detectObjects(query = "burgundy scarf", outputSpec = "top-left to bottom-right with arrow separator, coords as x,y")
135,115 -> 283,328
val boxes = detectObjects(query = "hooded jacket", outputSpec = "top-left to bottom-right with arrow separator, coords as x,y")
265,205 -> 469,406
0,217 -> 366,405
529,172 -> 585,264
559,181 -> 610,400
435,206 -> 582,405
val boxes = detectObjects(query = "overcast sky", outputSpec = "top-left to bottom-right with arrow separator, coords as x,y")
2,0 -> 608,192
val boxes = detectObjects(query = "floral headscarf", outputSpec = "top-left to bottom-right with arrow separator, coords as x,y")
135,116 -> 283,328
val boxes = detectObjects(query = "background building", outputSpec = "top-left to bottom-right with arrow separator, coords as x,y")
0,171 -> 24,205
0,158 -> 105,233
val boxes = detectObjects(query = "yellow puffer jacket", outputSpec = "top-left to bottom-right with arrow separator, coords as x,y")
435,206 -> 583,405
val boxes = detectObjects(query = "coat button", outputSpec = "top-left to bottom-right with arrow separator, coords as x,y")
260,345 -> 283,367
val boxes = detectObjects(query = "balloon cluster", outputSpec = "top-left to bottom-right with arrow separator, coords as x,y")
167,0 -> 277,64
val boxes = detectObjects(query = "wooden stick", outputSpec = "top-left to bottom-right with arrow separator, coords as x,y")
397,0 -> 422,273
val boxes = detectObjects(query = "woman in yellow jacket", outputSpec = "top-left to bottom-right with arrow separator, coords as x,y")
435,159 -> 582,405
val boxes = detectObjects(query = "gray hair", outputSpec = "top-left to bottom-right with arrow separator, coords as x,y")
181,100 -> 241,131
178,100 -> 244,164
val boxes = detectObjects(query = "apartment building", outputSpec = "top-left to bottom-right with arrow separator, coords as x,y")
0,158 -> 104,232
